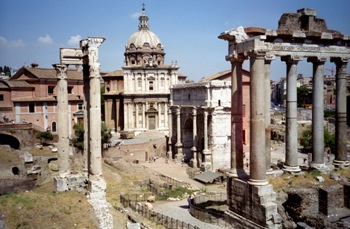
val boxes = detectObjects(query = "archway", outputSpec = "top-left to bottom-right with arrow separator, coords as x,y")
183,118 -> 193,161
0,134 -> 20,149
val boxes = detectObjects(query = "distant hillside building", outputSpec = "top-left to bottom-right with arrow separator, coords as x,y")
170,69 -> 250,171
0,64 -> 84,136
103,6 -> 186,133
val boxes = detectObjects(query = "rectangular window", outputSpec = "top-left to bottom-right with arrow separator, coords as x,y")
0,94 -> 3,101
68,87 -> 73,94
243,129 -> 246,144
149,81 -> 154,91
242,104 -> 246,117
48,86 -> 54,94
78,103 -> 83,110
29,103 -> 35,113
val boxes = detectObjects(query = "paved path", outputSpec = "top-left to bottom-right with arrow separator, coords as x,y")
153,199 -> 222,229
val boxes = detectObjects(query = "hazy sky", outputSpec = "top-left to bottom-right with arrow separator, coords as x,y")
1,0 -> 349,81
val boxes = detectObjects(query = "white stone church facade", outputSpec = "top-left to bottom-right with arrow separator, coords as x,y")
103,7 -> 186,133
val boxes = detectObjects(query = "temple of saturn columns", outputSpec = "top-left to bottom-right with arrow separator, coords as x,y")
54,37 -> 113,228
218,8 -> 349,228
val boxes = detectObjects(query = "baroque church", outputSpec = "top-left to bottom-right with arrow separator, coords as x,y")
103,6 -> 186,133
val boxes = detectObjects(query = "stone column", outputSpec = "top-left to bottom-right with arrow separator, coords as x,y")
248,51 -> 268,186
83,66 -> 90,176
135,103 -> 139,129
332,57 -> 350,168
167,108 -> 173,159
54,64 -> 70,177
228,56 -> 245,177
89,63 -> 102,177
308,57 -> 326,168
175,106 -> 183,160
202,109 -> 211,170
164,102 -> 168,129
264,56 -> 274,174
282,56 -> 301,173
191,107 -> 198,168
158,102 -> 161,129
142,103 -> 146,128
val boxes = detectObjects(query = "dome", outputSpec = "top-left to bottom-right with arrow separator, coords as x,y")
127,29 -> 162,49
125,6 -> 163,50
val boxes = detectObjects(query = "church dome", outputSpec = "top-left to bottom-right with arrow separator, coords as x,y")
124,5 -> 165,67
126,6 -> 163,50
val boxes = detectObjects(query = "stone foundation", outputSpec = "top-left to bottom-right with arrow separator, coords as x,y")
54,174 -> 87,192
226,178 -> 282,228
87,178 -> 113,229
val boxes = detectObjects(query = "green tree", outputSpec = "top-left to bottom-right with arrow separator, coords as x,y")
72,124 -> 84,150
72,123 -> 112,151
297,85 -> 309,107
300,125 -> 335,153
36,131 -> 54,145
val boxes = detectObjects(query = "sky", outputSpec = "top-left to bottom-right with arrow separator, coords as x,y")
1,0 -> 349,81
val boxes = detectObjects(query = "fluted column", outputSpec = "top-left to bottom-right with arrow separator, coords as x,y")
167,108 -> 173,159
158,102 -> 161,129
175,106 -> 183,160
202,109 -> 211,170
135,103 -> 139,129
54,64 -> 70,177
228,56 -> 245,177
282,56 -> 301,173
308,57 -> 326,168
81,37 -> 105,179
83,65 -> 90,176
264,56 -> 274,174
191,107 -> 198,168
332,57 -> 350,168
248,51 -> 268,186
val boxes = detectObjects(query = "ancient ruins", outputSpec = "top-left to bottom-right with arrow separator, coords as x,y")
54,37 -> 113,228
218,8 -> 349,228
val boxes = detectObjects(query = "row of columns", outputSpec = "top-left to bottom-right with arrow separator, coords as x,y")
124,101 -> 168,130
229,51 -> 349,186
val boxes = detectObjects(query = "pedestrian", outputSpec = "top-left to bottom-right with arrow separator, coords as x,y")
181,157 -> 185,167
303,158 -> 307,164
187,195 -> 191,208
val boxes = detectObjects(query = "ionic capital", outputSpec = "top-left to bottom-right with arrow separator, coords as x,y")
247,50 -> 266,59
264,54 -> 275,63
281,55 -> 302,64
53,64 -> 68,80
307,56 -> 327,64
228,53 -> 246,64
330,57 -> 350,65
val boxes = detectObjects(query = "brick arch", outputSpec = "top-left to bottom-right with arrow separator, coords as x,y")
0,134 -> 20,149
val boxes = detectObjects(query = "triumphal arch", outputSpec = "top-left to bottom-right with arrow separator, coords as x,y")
219,8 -> 349,228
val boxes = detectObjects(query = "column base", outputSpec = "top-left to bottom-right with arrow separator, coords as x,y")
54,174 -> 87,193
227,168 -> 246,179
309,163 -> 334,173
282,165 -> 301,174
266,168 -> 274,175
333,160 -> 350,169
248,178 -> 269,186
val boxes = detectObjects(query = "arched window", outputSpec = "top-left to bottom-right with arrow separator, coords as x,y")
52,121 -> 57,132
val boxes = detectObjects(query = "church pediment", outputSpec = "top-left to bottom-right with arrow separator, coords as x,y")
146,107 -> 157,113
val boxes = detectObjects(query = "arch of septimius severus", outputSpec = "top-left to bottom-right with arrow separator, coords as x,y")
218,8 -> 349,228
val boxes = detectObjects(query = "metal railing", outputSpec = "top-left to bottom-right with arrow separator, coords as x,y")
120,194 -> 200,229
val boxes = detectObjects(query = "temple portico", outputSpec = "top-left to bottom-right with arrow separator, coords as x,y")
219,8 -> 349,228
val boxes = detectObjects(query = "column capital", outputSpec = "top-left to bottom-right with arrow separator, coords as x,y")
247,50 -> 266,59
89,63 -> 101,78
192,107 -> 197,116
281,55 -> 303,64
307,56 -> 327,64
264,53 -> 275,62
330,57 -> 350,65
53,64 -> 68,79
228,53 -> 246,63
80,37 -> 105,49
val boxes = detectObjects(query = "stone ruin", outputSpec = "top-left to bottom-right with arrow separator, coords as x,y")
53,37 -> 113,228
219,8 -> 349,228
